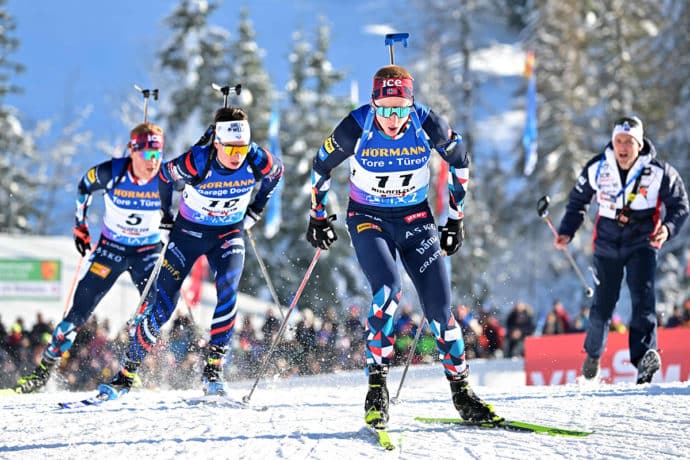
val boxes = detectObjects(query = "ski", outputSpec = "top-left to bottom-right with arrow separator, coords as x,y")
58,392 -> 110,409
365,426 -> 395,450
184,394 -> 268,411
415,417 -> 593,437
58,383 -> 129,409
0,388 -> 19,395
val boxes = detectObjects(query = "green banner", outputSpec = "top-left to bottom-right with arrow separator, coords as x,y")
0,259 -> 62,300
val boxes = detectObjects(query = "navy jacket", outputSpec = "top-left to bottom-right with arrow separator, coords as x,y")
558,139 -> 688,258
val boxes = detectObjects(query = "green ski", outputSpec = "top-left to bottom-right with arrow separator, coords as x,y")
415,417 -> 593,437
365,426 -> 395,450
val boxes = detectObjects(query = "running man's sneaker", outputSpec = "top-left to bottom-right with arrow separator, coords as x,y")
636,349 -> 661,384
582,355 -> 600,380
449,372 -> 502,424
364,365 -> 389,429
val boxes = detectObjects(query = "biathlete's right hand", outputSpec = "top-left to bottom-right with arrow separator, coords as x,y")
306,214 -> 338,250
73,223 -> 91,257
159,213 -> 175,244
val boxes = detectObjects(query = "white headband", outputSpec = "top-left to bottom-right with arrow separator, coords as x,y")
611,118 -> 643,146
215,120 -> 251,144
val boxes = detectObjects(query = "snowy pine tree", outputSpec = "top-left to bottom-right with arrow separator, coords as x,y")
0,4 -> 38,234
268,23 -> 364,315
157,0 -> 233,153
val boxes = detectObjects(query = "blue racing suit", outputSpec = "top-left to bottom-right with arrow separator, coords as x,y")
128,142 -> 283,362
310,103 -> 470,376
46,158 -> 162,360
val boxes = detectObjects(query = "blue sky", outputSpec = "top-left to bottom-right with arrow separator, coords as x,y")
7,0 -> 407,139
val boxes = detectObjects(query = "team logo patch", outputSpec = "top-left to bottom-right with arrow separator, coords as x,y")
404,211 -> 428,224
90,262 -> 111,279
86,168 -> 97,184
324,136 -> 336,154
356,222 -> 381,233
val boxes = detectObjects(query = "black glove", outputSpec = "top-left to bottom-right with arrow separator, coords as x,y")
306,215 -> 338,250
243,206 -> 262,231
438,218 -> 464,255
159,213 -> 175,244
73,223 -> 91,256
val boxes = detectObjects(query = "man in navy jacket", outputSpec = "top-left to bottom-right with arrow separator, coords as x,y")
555,116 -> 688,384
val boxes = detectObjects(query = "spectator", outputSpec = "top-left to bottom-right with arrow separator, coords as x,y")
454,305 -> 482,360
542,311 -> 568,335
551,300 -> 573,333
664,305 -> 684,328
572,305 -> 591,332
504,301 -> 535,358
344,305 -> 366,349
478,309 -> 505,358
261,309 -> 280,343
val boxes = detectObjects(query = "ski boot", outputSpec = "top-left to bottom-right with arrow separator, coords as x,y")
364,364 -> 389,429
97,359 -> 139,400
202,345 -> 229,396
636,349 -> 661,384
448,370 -> 502,424
15,354 -> 60,394
582,355 -> 600,380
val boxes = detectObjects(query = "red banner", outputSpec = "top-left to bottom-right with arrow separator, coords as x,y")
524,328 -> 690,385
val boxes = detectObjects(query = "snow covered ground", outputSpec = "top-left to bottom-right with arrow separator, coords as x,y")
2,363 -> 689,459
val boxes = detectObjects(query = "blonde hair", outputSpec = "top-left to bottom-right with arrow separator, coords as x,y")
130,122 -> 164,137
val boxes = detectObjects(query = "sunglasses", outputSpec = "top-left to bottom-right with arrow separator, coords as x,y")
219,144 -> 250,156
375,105 -> 412,118
139,149 -> 162,161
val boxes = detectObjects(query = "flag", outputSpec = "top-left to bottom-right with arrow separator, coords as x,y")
522,51 -> 538,176
264,107 -> 282,239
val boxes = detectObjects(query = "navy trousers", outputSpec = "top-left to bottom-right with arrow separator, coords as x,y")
584,246 -> 657,367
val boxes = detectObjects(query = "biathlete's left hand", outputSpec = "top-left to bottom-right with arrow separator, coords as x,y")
438,218 -> 464,255
243,206 -> 262,231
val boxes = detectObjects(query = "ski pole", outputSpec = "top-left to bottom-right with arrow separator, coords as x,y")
134,85 -> 159,123
61,255 -> 85,318
242,248 -> 322,404
246,228 -> 285,320
129,241 -> 169,330
537,195 -> 594,297
391,315 -> 426,404
384,33 -> 410,65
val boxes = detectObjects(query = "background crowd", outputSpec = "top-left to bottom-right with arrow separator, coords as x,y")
2,298 -> 690,392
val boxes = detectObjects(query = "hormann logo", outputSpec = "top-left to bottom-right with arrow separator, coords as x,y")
113,189 -> 159,199
361,146 -> 426,157
198,179 -> 255,189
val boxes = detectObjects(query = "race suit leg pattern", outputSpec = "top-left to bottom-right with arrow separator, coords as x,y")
625,246 -> 657,367
129,236 -> 201,362
396,210 -> 466,376
347,211 -> 401,367
206,236 -> 245,348
584,254 -> 624,358
51,238 -> 130,359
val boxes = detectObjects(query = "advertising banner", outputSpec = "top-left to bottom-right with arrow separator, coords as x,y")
524,328 -> 690,385
0,259 -> 61,300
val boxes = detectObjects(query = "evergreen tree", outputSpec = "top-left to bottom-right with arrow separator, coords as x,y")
0,4 -> 37,234
267,22 -> 361,315
157,0 -> 233,153
227,8 -> 273,147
